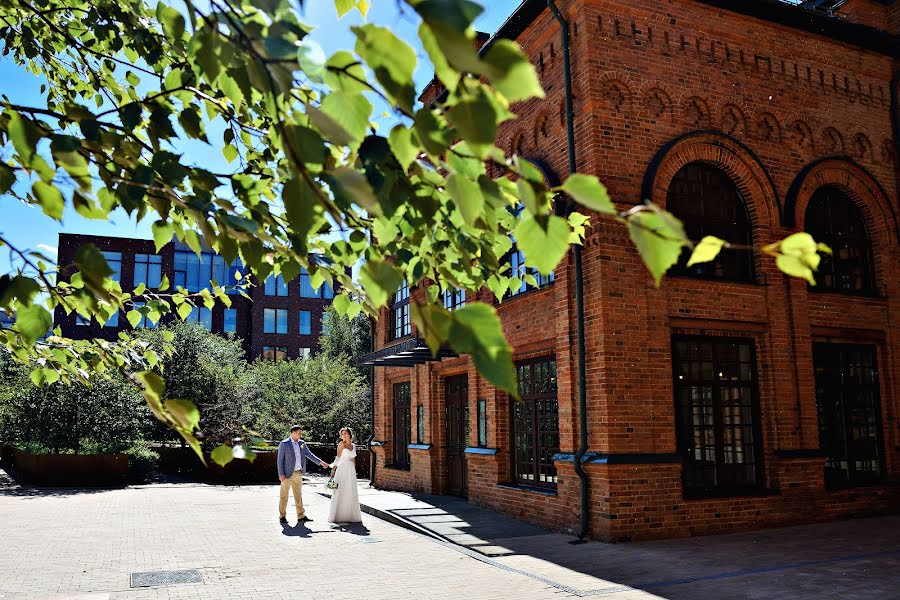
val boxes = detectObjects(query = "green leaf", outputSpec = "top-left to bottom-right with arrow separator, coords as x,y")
319,92 -> 372,148
419,23 -> 457,92
558,174 -> 616,216
126,310 -> 142,328
0,163 -> 16,194
74,244 -> 113,293
282,125 -> 326,172
687,236 -> 726,267
513,214 -> 570,275
157,4 -> 186,41
166,398 -> 200,433
767,232 -> 823,285
335,0 -> 369,18
297,38 -> 326,82
446,90 -> 503,157
177,301 -> 193,321
628,207 -> 688,287
324,167 -> 380,216
414,108 -> 453,157
776,254 -> 816,285
481,40 -> 545,103
388,125 -> 417,172
222,144 -> 239,163
50,135 -> 91,191
447,173 -> 483,226
324,51 -> 368,94
119,102 -> 142,131
7,111 -> 40,167
32,181 -> 65,221
211,444 -> 234,467
353,25 -> 417,114
358,261 -> 403,308
16,304 -> 51,345
152,220 -> 174,252
448,303 -> 517,397
410,301 -> 452,355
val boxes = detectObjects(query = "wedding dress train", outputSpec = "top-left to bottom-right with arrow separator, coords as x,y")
328,444 -> 362,523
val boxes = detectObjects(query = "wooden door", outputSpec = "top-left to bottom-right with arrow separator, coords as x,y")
445,375 -> 469,497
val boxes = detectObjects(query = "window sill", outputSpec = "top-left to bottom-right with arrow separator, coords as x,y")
384,464 -> 411,472
825,479 -> 893,492
666,274 -> 762,288
806,288 -> 885,301
501,281 -> 555,305
682,487 -> 779,501
497,483 -> 558,497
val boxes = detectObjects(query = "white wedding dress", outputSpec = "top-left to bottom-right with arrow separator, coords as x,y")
328,444 -> 362,523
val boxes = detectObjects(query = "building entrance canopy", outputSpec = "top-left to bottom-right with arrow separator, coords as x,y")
355,337 -> 457,367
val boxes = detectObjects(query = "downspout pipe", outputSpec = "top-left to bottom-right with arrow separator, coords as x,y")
547,0 -> 590,542
366,316 -> 377,486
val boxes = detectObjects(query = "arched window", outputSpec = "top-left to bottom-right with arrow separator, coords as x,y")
667,163 -> 754,282
804,186 -> 875,293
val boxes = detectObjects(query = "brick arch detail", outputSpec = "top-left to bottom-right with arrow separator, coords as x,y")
753,111 -> 783,143
785,158 -> 899,246
642,131 -> 781,232
597,71 -> 635,113
532,108 -> 555,146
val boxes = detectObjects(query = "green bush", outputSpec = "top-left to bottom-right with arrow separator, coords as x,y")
125,441 -> 159,482
0,321 -> 372,460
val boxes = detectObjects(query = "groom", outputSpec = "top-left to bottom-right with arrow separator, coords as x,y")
277,425 -> 329,525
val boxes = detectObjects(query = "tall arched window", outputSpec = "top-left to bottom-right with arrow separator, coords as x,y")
667,163 -> 754,282
804,186 -> 875,294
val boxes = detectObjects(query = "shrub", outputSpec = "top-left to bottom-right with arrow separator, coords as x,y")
125,441 -> 159,482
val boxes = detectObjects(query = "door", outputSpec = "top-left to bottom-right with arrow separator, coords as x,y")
445,375 -> 469,497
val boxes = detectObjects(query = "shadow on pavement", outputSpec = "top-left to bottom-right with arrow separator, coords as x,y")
329,522 -> 370,536
355,486 -> 900,599
280,522 -> 313,538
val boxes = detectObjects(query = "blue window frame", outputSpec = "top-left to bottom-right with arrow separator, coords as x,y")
299,310 -> 311,335
186,306 -> 212,331
223,308 -> 237,333
265,274 -> 288,297
264,308 -> 288,334
133,254 -> 162,288
102,251 -> 122,283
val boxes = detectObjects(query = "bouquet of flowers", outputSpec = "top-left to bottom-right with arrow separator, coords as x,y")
326,477 -> 338,491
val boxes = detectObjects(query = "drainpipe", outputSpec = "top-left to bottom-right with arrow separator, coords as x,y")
366,315 -> 377,486
547,0 -> 590,542
891,76 -> 900,195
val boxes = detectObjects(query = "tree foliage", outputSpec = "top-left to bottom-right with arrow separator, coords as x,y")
0,0 -> 829,458
319,305 -> 371,361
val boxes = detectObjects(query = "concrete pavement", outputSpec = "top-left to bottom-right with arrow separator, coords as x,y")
1,470 -> 898,599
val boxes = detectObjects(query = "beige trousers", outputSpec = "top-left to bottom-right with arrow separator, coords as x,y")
279,471 -> 305,518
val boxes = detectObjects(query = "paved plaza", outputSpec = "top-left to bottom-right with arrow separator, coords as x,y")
1,472 -> 898,599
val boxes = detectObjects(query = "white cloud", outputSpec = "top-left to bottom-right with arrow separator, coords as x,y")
37,244 -> 58,256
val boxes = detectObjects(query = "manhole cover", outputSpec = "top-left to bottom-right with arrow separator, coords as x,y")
130,569 -> 202,588
360,537 -> 383,543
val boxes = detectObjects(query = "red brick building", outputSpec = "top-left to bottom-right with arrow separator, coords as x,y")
54,233 -> 335,360
360,0 -> 900,541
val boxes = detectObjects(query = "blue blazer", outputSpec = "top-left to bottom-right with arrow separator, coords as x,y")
277,438 -> 325,478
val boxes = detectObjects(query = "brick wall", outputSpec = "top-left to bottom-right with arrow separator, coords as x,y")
371,0 -> 900,541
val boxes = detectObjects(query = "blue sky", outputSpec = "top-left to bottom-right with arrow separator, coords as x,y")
0,0 -> 522,275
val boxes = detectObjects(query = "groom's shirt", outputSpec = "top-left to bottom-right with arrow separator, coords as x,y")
290,439 -> 303,472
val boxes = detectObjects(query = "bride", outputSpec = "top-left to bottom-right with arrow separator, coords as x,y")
327,427 -> 362,524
